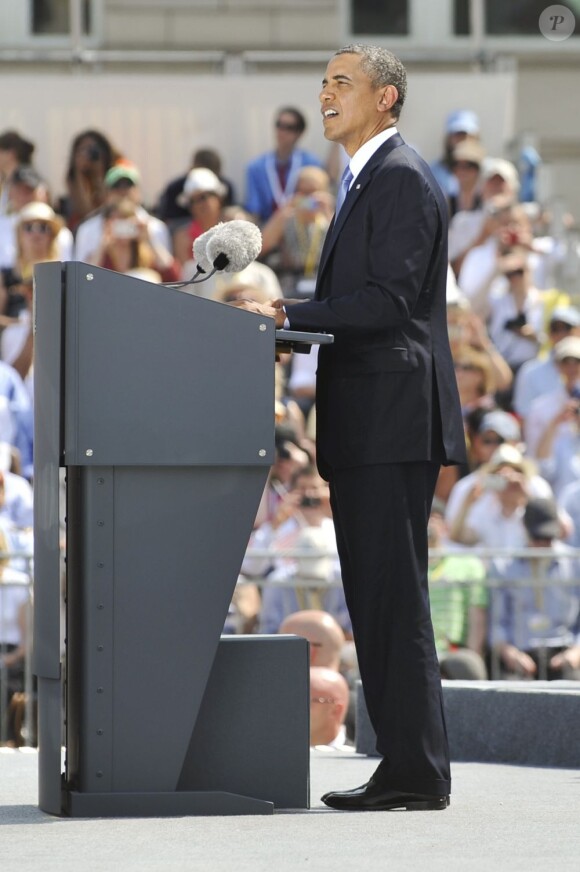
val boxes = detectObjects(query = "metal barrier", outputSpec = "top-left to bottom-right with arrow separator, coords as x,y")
4,543 -> 579,746
238,544 -> 580,681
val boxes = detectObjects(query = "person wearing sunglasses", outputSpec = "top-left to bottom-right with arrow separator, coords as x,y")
0,202 -> 65,406
445,409 -> 552,536
56,129 -> 117,234
513,305 -> 580,419
244,106 -> 323,225
487,249 -> 545,381
448,139 -> 485,218
309,666 -> 351,749
14,201 -> 63,281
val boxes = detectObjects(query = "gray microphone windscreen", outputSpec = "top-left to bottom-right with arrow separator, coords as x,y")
192,224 -> 223,274
206,220 -> 262,272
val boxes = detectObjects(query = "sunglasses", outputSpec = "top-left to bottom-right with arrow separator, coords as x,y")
549,322 -> 573,334
505,268 -> 525,279
453,161 -> 480,171
22,221 -> 52,234
481,435 -> 504,446
276,121 -> 301,132
190,191 -> 217,205
110,179 -> 135,190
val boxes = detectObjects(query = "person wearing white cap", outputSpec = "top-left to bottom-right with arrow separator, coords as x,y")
448,157 -> 520,274
445,409 -> 553,533
456,200 -> 550,322
172,167 -> 227,265
448,139 -> 485,217
448,443 -> 543,550
528,335 -> 580,497
430,109 -> 481,200
0,203 -> 68,400
513,306 -> 580,419
0,166 -> 73,272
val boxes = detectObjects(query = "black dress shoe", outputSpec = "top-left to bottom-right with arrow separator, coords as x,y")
321,778 -> 449,811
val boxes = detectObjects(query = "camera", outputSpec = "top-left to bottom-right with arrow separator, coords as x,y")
298,196 -> 318,210
483,474 -> 508,493
300,495 -> 321,509
112,218 -> 139,240
504,312 -> 527,332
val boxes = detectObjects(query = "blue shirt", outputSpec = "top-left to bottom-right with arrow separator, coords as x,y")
490,543 -> 580,650
0,361 -> 33,478
513,354 -> 561,418
244,148 -> 323,224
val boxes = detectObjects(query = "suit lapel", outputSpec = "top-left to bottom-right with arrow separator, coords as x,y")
315,133 -> 405,297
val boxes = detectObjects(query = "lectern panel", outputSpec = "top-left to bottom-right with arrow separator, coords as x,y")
62,263 -> 275,467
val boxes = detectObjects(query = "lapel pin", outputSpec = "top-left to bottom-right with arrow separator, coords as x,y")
355,184 -> 361,189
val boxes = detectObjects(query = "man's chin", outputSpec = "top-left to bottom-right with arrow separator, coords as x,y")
323,127 -> 339,142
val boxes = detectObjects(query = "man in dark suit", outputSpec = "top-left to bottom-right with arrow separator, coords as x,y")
235,44 -> 466,811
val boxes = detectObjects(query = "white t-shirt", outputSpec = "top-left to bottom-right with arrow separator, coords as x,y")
74,207 -> 171,263
445,470 -> 553,529
467,500 -> 527,549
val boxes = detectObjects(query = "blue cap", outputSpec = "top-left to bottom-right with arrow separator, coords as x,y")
446,109 -> 480,136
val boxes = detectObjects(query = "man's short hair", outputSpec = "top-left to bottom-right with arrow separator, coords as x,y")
334,44 -> 407,120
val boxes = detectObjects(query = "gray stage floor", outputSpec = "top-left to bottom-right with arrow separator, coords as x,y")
1,748 -> 579,871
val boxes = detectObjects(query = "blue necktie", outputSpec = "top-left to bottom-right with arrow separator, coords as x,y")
335,165 -> 353,216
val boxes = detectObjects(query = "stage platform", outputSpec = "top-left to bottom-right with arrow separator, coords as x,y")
1,748 -> 579,871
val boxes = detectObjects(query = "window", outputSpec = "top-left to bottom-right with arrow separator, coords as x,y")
486,0 -> 558,36
351,0 -> 409,36
453,0 -> 470,36
31,0 -> 92,35
454,0 -> 580,37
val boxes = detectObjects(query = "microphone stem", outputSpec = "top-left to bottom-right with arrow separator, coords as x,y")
163,267 -> 218,289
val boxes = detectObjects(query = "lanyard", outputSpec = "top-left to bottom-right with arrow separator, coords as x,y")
265,151 -> 301,209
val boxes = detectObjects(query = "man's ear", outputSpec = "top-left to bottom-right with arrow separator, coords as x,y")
378,85 -> 398,115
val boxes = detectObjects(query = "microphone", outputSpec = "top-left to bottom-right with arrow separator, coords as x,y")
206,220 -> 262,273
192,224 -> 223,275
164,220 -> 262,289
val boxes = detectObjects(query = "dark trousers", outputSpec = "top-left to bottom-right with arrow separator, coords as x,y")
329,461 -> 451,796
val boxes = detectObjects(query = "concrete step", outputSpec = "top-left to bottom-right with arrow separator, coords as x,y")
355,680 -> 580,768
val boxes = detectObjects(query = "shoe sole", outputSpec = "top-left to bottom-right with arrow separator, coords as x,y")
401,798 -> 448,811
321,796 -> 450,811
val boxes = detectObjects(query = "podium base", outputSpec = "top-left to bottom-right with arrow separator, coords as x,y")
66,789 -> 274,817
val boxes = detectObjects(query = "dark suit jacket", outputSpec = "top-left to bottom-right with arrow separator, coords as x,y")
285,133 -> 466,478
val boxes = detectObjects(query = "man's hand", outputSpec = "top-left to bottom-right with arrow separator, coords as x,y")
273,298 -> 302,309
228,299 -> 286,328
228,300 -> 275,317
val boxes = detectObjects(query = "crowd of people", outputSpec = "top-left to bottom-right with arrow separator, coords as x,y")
0,100 -> 580,746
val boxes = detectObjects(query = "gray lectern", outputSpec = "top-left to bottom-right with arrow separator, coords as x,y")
33,262 -> 328,817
